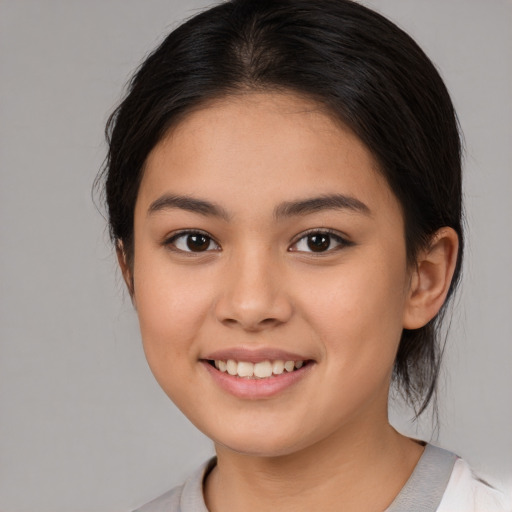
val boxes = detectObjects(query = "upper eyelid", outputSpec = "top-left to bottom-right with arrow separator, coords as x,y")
164,229 -> 221,250
165,228 -> 217,241
288,228 -> 352,252
290,228 -> 350,243
162,228 -> 350,248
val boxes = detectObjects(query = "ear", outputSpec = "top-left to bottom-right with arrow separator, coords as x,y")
116,241 -> 136,305
403,227 -> 459,329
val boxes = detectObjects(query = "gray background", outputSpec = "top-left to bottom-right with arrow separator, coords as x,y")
0,1 -> 510,511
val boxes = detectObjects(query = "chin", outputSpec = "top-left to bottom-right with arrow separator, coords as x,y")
216,437 -> 303,458
204,421 -> 316,458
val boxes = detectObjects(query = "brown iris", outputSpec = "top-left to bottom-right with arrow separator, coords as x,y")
186,234 -> 210,251
307,234 -> 330,252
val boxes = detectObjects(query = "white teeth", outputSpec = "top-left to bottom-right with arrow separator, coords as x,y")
237,361 -> 254,377
254,361 -> 273,378
213,359 -> 306,378
226,359 -> 238,376
272,360 -> 284,375
284,360 -> 295,372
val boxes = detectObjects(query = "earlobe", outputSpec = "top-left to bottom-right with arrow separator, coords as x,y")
116,241 -> 136,305
403,227 -> 459,329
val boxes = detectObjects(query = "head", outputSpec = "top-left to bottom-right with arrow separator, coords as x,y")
100,0 -> 463,433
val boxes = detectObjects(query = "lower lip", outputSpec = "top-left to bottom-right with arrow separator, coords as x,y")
201,361 -> 313,399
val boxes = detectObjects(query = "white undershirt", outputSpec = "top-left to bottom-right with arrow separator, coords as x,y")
437,458 -> 512,511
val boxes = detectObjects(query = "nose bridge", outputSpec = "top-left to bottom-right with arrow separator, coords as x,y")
215,243 -> 292,330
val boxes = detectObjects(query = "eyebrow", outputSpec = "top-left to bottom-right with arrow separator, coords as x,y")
147,193 -> 370,220
274,194 -> 371,219
147,194 -> 231,221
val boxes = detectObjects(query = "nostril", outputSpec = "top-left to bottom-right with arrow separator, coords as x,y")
221,318 -> 238,326
220,316 -> 282,330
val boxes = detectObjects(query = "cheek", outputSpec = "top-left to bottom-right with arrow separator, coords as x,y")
295,250 -> 408,363
132,252 -> 214,372
292,260 -> 408,424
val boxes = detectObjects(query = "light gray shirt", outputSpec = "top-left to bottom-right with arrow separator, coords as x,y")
134,444 -> 461,512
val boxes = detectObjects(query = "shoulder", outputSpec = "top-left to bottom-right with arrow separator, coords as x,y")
134,485 -> 183,512
387,443 -> 511,512
438,457 -> 512,512
133,458 -> 215,512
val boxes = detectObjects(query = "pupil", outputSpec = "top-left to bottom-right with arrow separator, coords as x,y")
307,234 -> 330,252
187,234 -> 209,251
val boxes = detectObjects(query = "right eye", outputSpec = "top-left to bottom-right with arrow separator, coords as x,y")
165,231 -> 220,253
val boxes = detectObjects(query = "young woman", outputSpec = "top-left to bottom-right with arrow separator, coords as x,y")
99,0 -> 509,510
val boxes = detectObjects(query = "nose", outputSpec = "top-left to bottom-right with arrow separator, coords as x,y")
214,248 -> 293,332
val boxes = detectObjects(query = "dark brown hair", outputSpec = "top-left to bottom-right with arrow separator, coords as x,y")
98,0 -> 463,416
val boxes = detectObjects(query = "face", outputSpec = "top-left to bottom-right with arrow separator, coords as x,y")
129,92 -> 413,457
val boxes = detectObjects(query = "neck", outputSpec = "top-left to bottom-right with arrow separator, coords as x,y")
204,420 -> 424,512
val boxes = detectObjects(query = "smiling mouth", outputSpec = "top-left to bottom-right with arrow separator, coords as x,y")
206,359 -> 309,379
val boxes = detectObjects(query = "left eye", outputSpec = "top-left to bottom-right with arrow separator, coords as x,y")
290,231 -> 349,253
166,232 -> 220,253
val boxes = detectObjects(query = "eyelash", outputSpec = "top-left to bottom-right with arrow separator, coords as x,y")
164,230 -> 221,254
163,229 -> 352,254
289,229 -> 353,254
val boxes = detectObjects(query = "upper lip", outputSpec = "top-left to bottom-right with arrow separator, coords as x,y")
203,347 -> 311,363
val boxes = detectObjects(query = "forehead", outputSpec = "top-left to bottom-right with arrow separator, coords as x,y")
137,92 -> 400,220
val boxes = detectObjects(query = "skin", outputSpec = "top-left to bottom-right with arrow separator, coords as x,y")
119,92 -> 458,512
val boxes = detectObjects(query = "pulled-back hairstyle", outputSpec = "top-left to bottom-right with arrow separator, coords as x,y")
99,0 -> 463,416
